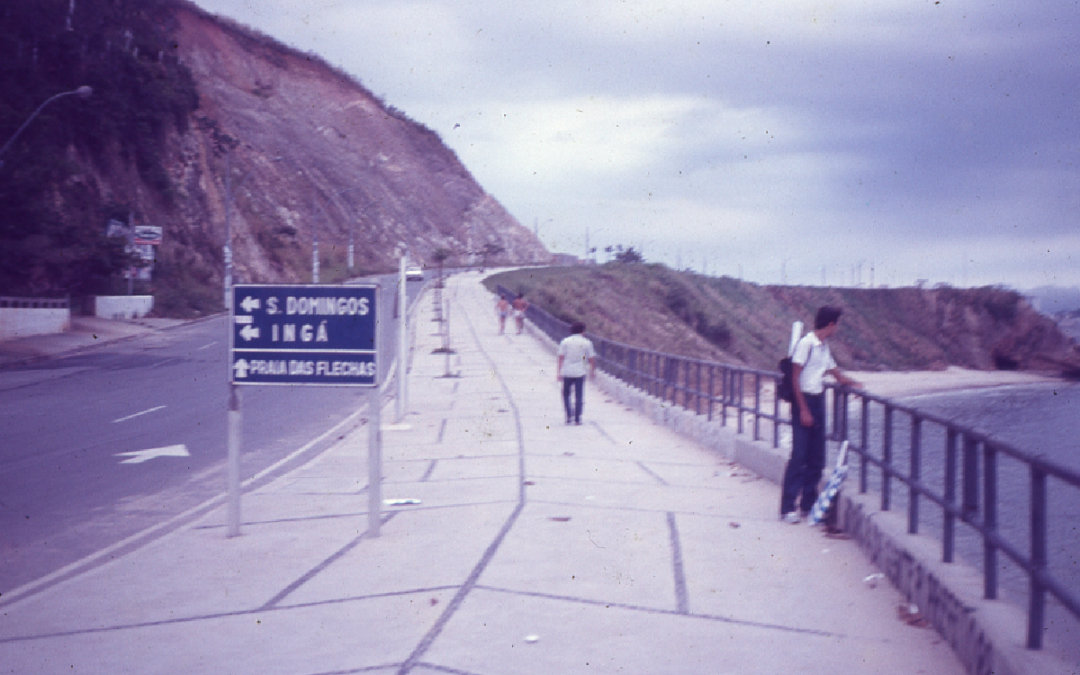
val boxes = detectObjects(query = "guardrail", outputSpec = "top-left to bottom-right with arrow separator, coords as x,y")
504,284 -> 1080,651
837,389 -> 1080,651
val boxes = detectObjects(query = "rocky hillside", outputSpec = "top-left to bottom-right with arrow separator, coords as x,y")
0,1 -> 548,316
486,265 -> 1080,376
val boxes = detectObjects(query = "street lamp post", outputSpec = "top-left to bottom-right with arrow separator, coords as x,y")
224,153 -> 236,309
312,219 -> 320,284
0,86 -> 93,168
312,187 -> 363,283
348,227 -> 354,271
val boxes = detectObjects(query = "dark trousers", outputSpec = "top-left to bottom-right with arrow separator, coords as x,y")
781,393 -> 827,514
562,376 -> 585,422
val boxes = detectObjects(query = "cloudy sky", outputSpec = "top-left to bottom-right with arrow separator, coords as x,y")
192,0 -> 1079,290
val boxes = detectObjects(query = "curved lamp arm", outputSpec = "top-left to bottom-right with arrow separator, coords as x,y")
0,86 -> 93,165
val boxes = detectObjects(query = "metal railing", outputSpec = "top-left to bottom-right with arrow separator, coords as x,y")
507,285 -> 1080,650
836,388 -> 1080,650
514,287 -> 789,446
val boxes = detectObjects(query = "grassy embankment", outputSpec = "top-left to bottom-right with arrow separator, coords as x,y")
484,264 -> 1076,373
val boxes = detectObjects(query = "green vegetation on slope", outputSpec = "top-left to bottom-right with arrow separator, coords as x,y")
485,265 -> 1078,373
0,0 -> 199,299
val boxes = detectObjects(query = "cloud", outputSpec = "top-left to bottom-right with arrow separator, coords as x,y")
195,0 -> 1080,289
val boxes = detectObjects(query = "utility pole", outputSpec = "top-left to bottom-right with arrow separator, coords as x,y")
224,154 -> 234,308
395,257 -> 408,423
312,226 -> 320,284
126,211 -> 135,296
224,155 -> 282,308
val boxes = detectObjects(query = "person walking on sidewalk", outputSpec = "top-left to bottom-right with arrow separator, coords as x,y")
780,306 -> 861,523
511,293 -> 529,334
557,322 -> 597,425
496,294 -> 510,334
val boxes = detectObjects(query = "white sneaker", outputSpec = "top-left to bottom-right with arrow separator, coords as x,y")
780,512 -> 801,524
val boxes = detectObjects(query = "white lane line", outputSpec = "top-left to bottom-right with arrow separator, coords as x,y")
197,341 -> 217,350
112,405 -> 166,423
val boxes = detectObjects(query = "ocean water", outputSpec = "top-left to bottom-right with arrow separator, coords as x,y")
902,381 -> 1080,472
860,381 -> 1080,660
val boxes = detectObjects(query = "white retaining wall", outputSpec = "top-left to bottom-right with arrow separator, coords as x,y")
0,297 -> 70,341
94,295 -> 154,320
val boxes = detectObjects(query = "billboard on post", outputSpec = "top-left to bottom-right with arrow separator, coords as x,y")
132,225 -> 163,246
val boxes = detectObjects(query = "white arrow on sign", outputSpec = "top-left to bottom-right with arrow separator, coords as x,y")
239,325 -> 260,341
116,444 -> 190,464
234,359 -> 250,379
240,296 -> 260,313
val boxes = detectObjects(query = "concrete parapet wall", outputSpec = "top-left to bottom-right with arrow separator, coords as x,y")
593,371 -> 738,460
838,493 -> 1071,675
734,436 -> 787,485
94,295 -> 154,320
0,297 -> 70,340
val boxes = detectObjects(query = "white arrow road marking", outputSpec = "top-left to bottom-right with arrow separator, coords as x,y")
116,444 -> 190,464
112,405 -> 166,423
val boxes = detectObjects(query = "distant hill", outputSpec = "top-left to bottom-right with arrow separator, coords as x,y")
486,265 -> 1080,376
0,1 -> 548,316
1055,309 -> 1080,345
1026,286 -> 1080,315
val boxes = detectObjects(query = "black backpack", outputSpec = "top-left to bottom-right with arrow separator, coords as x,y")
778,341 -> 812,403
777,356 -> 795,402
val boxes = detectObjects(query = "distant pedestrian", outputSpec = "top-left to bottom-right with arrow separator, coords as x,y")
496,294 -> 510,334
557,322 -> 597,425
780,306 -> 861,524
511,293 -> 529,334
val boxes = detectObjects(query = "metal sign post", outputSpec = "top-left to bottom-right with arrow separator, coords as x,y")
368,385 -> 382,536
226,383 -> 242,537
228,284 -> 381,537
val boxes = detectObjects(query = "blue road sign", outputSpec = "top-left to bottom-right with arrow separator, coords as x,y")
230,284 -> 378,386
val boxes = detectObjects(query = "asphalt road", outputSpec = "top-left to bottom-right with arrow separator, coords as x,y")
0,274 -> 425,595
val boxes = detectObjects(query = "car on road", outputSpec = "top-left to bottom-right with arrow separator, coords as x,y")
405,265 -> 424,281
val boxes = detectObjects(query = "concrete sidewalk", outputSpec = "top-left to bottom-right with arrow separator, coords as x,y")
0,272 -> 965,675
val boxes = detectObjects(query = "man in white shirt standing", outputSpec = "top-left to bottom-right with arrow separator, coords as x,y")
780,306 -> 861,523
557,322 -> 597,425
